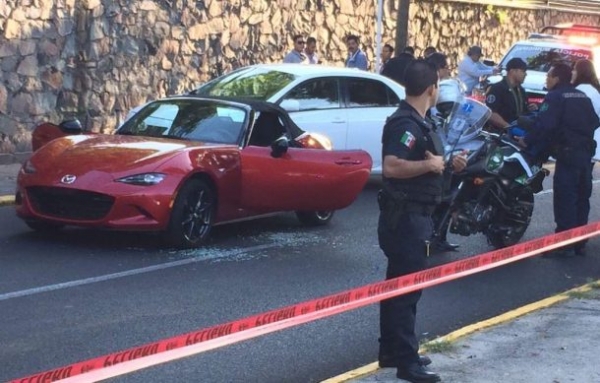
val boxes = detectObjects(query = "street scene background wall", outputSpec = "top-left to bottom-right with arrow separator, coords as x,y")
1,0 -> 599,161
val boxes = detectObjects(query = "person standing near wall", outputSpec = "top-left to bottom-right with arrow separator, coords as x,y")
345,35 -> 368,70
305,37 -> 320,64
380,44 -> 394,74
283,35 -> 307,63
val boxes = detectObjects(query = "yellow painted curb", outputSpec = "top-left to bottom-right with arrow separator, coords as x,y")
0,195 -> 15,206
321,280 -> 600,383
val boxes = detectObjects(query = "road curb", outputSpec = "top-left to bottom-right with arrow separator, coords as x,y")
0,195 -> 15,206
321,280 -> 600,383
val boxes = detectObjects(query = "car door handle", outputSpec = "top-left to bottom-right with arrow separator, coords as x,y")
331,119 -> 346,124
335,159 -> 362,165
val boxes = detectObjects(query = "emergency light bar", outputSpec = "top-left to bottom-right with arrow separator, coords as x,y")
541,23 -> 600,35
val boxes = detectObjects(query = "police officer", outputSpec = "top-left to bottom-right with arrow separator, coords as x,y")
486,58 -> 537,130
522,63 -> 599,256
377,59 -> 466,382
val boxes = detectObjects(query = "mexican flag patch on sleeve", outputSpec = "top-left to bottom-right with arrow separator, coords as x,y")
400,131 -> 416,149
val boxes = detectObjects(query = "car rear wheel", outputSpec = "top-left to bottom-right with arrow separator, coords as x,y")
165,179 -> 215,248
295,210 -> 334,226
25,220 -> 64,232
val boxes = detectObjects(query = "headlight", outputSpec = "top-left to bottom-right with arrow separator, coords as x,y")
116,173 -> 166,186
485,148 -> 504,173
22,160 -> 37,174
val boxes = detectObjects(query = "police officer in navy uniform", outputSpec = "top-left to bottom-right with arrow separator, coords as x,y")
377,60 -> 467,382
522,63 -> 599,256
486,58 -> 537,130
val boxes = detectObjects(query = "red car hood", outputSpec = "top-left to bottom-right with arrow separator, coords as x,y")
31,134 -> 226,174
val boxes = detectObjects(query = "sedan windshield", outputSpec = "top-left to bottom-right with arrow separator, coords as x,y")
500,44 -> 592,72
193,67 -> 296,100
118,100 -> 247,144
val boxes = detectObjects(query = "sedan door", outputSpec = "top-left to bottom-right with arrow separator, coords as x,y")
239,146 -> 372,212
343,77 -> 402,174
278,77 -> 349,151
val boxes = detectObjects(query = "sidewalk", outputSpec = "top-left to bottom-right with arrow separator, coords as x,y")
325,283 -> 600,383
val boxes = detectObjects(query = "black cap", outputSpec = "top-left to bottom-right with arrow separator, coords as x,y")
506,57 -> 527,71
467,46 -> 483,56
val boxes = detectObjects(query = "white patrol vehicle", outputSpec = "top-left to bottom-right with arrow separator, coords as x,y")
487,23 -> 600,160
488,23 -> 600,105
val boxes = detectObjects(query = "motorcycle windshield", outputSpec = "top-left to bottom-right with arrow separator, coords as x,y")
443,98 -> 491,152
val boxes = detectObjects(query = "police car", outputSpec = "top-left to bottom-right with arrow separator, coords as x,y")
487,23 -> 600,160
488,23 -> 600,104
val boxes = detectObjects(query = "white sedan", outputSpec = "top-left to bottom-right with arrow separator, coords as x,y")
125,64 -> 405,174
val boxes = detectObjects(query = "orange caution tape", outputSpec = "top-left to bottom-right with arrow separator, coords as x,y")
10,222 -> 600,383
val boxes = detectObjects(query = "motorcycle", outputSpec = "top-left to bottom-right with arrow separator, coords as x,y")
431,84 -> 548,249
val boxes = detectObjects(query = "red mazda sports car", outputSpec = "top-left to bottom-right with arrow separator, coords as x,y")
16,97 -> 372,247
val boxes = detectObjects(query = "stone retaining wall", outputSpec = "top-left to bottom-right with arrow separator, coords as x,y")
1,0 -> 599,158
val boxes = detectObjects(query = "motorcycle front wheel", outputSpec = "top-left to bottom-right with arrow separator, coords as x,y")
486,189 -> 534,249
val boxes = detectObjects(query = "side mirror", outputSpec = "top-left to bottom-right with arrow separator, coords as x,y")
270,136 -> 289,158
483,59 -> 496,67
59,119 -> 83,134
279,99 -> 300,112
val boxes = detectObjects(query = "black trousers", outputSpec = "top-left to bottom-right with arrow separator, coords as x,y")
378,211 -> 432,369
554,156 -> 593,249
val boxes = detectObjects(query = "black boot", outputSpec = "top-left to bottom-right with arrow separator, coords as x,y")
396,363 -> 441,382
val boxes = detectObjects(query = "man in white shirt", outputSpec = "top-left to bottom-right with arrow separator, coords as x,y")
457,46 -> 499,95
283,35 -> 307,64
305,37 -> 320,64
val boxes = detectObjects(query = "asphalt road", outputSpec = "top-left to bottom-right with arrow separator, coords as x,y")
1,169 -> 600,383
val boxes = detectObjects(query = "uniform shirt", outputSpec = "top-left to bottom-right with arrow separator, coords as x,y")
382,101 -> 444,204
283,50 -> 307,64
457,56 -> 495,95
525,84 -> 600,157
485,77 -> 528,125
345,50 -> 368,70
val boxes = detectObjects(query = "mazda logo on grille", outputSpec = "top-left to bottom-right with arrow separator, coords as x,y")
61,175 -> 77,184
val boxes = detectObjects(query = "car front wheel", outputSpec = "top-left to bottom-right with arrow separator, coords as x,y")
295,210 -> 334,226
165,179 -> 215,248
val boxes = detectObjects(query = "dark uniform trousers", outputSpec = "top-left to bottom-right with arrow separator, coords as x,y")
378,210 -> 432,368
554,149 -> 593,243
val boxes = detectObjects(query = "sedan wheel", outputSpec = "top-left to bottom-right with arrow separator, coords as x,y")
165,179 -> 215,248
295,210 -> 334,226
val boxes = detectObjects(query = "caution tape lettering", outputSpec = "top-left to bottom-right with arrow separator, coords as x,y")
9,222 -> 600,383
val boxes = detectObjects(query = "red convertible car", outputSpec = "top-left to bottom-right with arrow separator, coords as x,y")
16,97 -> 372,247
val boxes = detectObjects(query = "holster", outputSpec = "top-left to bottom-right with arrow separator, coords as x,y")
377,189 -> 435,230
378,189 -> 406,231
